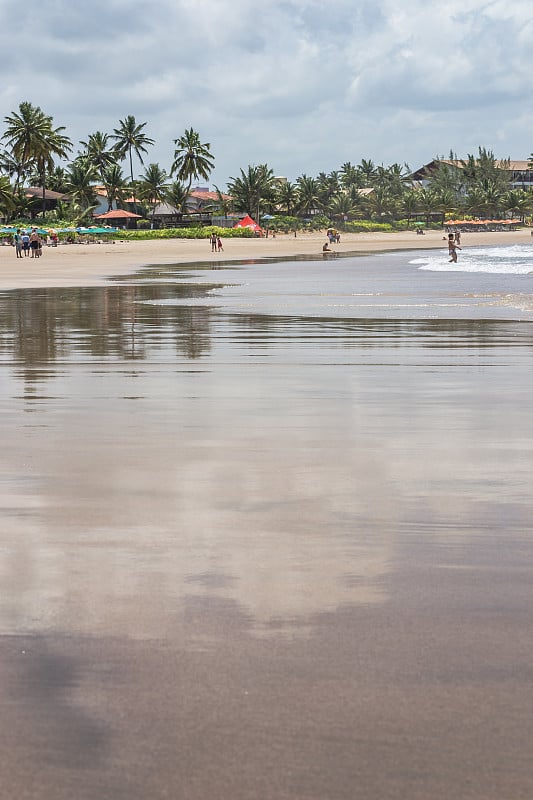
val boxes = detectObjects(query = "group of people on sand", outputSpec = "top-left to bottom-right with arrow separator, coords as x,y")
13,228 -> 44,259
210,233 -> 224,253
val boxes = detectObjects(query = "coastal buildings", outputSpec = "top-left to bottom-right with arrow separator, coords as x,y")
410,159 -> 533,189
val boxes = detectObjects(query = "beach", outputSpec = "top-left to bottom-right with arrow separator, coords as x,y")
1,227 -> 532,288
1,235 -> 532,799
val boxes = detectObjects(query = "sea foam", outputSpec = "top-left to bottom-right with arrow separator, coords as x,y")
411,244 -> 533,275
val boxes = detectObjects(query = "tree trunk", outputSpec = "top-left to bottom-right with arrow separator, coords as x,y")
41,172 -> 46,219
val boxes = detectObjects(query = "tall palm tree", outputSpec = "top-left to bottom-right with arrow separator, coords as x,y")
227,164 -> 276,223
340,162 -> 361,190
79,131 -> 117,183
357,158 -> 377,186
138,163 -> 169,227
171,128 -> 215,212
2,102 -> 47,190
2,101 -> 72,215
111,116 -> 154,210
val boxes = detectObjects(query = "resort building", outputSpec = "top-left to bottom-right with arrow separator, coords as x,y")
410,159 -> 533,189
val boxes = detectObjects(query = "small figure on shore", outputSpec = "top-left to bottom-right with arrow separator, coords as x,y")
210,232 -> 217,252
22,230 -> 30,256
217,236 -> 223,252
323,241 -> 332,252
454,230 -> 461,245
29,229 -> 39,258
14,229 -> 23,258
448,233 -> 461,263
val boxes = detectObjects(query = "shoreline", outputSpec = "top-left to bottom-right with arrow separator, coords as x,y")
0,228 -> 531,291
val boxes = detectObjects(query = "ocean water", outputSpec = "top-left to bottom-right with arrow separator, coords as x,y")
411,242 -> 533,275
0,247 -> 532,800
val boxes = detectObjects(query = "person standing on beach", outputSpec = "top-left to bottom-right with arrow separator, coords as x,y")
14,229 -> 23,258
21,230 -> 30,256
29,228 -> 39,258
210,232 -> 217,252
448,233 -> 461,263
217,236 -> 223,252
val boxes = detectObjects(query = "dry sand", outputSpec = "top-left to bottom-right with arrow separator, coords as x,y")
0,228 -> 531,290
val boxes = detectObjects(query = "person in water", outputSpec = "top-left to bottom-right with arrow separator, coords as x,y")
448,233 -> 461,262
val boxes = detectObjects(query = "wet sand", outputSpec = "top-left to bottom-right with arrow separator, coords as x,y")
0,247 -> 532,799
0,227 -> 532,289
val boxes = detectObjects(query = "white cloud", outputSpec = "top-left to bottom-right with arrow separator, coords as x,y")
0,0 -> 532,185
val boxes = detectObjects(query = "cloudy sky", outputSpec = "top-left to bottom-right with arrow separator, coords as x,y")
1,0 -> 531,188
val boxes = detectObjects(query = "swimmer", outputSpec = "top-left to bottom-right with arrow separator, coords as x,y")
448,233 -> 461,262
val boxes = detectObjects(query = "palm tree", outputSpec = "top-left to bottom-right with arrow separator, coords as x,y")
171,128 -> 215,212
0,148 -> 33,188
46,165 -> 69,193
503,189 -> 532,222
416,187 -> 440,226
66,161 -> 98,210
296,174 -> 320,218
461,148 -> 510,194
327,194 -> 358,222
138,163 -> 169,227
340,162 -> 361,190
2,101 -> 72,215
101,164 -> 130,211
433,188 -> 458,225
12,188 -> 37,220
79,131 -> 117,183
210,185 -> 234,219
462,187 -> 485,218
167,180 -> 189,215
2,102 -> 47,189
357,158 -> 377,186
368,186 -> 398,220
0,176 -> 15,217
227,164 -> 276,222
111,116 -> 154,210
276,180 -> 299,216
401,189 -> 420,227
316,171 -> 340,208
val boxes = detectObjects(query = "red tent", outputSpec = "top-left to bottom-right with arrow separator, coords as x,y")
233,214 -> 262,232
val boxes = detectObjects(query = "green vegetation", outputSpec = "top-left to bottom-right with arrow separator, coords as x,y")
1,104 -> 532,235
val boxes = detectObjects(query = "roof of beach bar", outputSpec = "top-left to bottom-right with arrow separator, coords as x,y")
94,209 -> 142,219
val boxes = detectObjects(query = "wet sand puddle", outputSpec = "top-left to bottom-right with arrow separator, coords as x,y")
0,251 -> 532,799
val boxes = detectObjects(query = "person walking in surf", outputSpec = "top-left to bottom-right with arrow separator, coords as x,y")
448,233 -> 461,263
